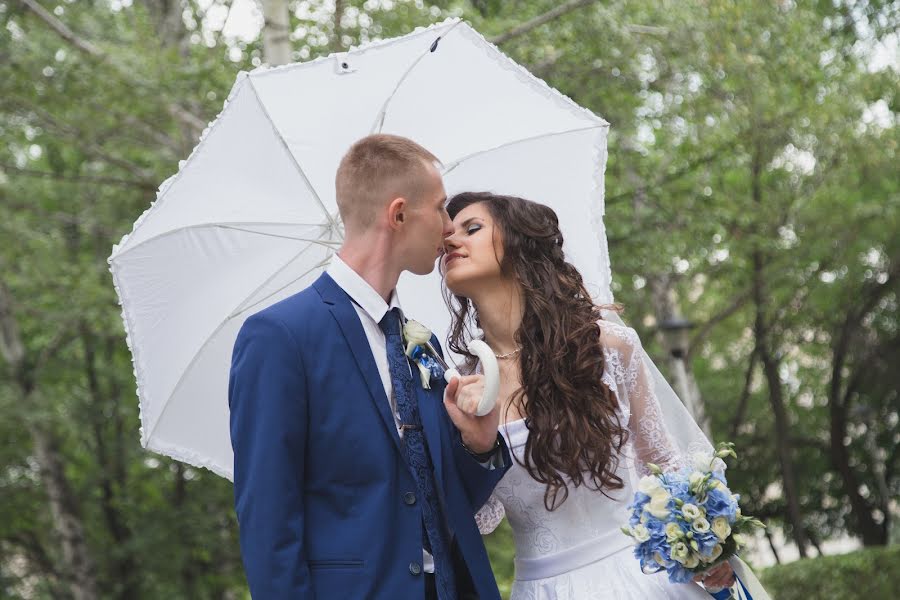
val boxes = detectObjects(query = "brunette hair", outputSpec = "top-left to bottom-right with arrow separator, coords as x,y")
445,192 -> 627,510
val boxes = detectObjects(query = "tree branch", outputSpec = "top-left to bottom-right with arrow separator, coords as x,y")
488,0 -> 598,45
0,280 -> 26,368
20,0 -> 103,57
20,0 -> 207,137
687,287 -> 752,359
730,346 -> 758,439
0,163 -> 157,190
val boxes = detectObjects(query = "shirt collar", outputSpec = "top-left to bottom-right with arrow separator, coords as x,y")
326,254 -> 402,323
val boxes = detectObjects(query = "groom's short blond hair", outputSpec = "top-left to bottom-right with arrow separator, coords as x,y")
335,134 -> 440,232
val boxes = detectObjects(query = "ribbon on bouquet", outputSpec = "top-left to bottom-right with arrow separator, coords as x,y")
706,557 -> 772,600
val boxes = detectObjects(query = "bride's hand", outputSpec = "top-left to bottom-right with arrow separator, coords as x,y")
693,561 -> 736,589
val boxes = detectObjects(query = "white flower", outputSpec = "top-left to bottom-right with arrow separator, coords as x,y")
403,319 -> 432,355
712,517 -> 732,541
638,474 -> 664,495
691,452 -> 714,472
682,503 -> 703,520
646,489 -> 671,519
732,533 -> 747,547
692,517 -> 711,533
665,522 -> 683,542
632,524 -> 651,543
671,542 -> 690,563
683,553 -> 700,569
689,471 -> 706,489
708,544 -> 724,562
692,451 -> 726,473
414,362 -> 432,389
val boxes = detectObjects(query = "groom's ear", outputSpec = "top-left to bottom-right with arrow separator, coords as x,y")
387,197 -> 407,229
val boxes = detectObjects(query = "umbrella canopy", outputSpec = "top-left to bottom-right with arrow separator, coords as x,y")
109,18 -> 612,480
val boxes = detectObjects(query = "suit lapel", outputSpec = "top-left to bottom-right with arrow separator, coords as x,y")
314,274 -> 403,454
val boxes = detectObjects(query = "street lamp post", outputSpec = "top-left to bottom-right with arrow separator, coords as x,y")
658,316 -> 709,436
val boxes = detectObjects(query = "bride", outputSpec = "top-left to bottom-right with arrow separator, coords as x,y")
441,192 -> 736,599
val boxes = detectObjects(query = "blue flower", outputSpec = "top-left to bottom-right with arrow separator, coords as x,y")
704,487 -> 738,520
667,563 -> 696,584
629,492 -> 651,510
695,531 -> 721,556
407,345 -> 445,387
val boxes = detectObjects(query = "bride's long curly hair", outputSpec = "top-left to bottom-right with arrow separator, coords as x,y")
444,192 -> 628,511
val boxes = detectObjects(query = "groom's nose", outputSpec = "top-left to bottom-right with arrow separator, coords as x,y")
441,210 -> 454,238
443,228 -> 460,248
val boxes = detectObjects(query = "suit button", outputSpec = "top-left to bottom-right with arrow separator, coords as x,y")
409,561 -> 422,576
404,492 -> 417,505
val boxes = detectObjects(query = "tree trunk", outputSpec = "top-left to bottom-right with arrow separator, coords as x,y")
764,526 -> 781,564
333,0 -> 345,52
648,276 -> 712,437
828,326 -> 888,545
824,260 -> 900,546
82,329 -> 140,599
31,426 -> 99,600
0,282 -> 99,598
260,0 -> 292,66
749,144 -> 809,558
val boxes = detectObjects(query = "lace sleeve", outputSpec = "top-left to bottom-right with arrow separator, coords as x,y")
474,494 -> 505,535
601,322 -> 684,475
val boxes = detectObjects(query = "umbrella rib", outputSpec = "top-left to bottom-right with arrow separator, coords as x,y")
247,78 -> 341,234
144,240 -> 336,443
371,20 -> 464,133
441,124 -> 607,177
228,255 -> 333,320
110,222 -> 330,259
217,225 -> 343,247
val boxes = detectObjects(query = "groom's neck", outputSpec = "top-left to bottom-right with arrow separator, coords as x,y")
338,240 -> 401,303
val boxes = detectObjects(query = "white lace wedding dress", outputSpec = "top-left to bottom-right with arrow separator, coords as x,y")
475,321 -> 711,599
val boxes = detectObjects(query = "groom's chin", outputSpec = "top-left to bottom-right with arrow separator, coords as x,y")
408,261 -> 438,276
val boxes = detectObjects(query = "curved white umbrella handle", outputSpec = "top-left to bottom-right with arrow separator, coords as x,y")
443,340 -> 500,416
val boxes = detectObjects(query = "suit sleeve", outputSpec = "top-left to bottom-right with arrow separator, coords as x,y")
229,313 -> 313,599
431,335 -> 511,512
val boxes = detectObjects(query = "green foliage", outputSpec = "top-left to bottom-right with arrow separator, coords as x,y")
484,519 -> 516,599
0,0 -> 897,596
760,545 -> 900,600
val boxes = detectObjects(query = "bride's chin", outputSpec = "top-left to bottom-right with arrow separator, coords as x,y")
444,271 -> 471,297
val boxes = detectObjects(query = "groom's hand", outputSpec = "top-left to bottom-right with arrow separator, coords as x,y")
443,375 -> 501,453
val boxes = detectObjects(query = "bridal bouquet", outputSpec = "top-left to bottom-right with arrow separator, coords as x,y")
621,443 -> 764,592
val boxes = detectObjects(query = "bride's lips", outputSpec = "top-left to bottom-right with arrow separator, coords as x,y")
444,252 -> 465,267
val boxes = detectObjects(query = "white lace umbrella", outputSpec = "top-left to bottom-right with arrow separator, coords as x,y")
108,18 -> 612,480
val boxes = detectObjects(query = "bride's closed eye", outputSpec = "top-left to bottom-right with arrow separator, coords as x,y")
466,224 -> 482,235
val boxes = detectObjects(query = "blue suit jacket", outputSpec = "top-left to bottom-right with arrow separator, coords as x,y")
229,272 -> 511,599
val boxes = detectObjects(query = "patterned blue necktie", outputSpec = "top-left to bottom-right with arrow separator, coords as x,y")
379,308 -> 457,600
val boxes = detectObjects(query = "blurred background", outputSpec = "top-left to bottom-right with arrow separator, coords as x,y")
0,1 -> 897,598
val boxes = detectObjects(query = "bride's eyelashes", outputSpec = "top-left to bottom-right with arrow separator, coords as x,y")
466,224 -> 482,235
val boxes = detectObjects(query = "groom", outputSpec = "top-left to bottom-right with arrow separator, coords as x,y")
229,134 -> 510,599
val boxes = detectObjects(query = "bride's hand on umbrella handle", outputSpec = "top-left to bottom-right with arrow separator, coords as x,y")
444,340 -> 499,417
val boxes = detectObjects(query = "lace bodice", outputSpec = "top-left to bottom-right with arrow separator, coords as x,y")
475,321 -> 684,563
